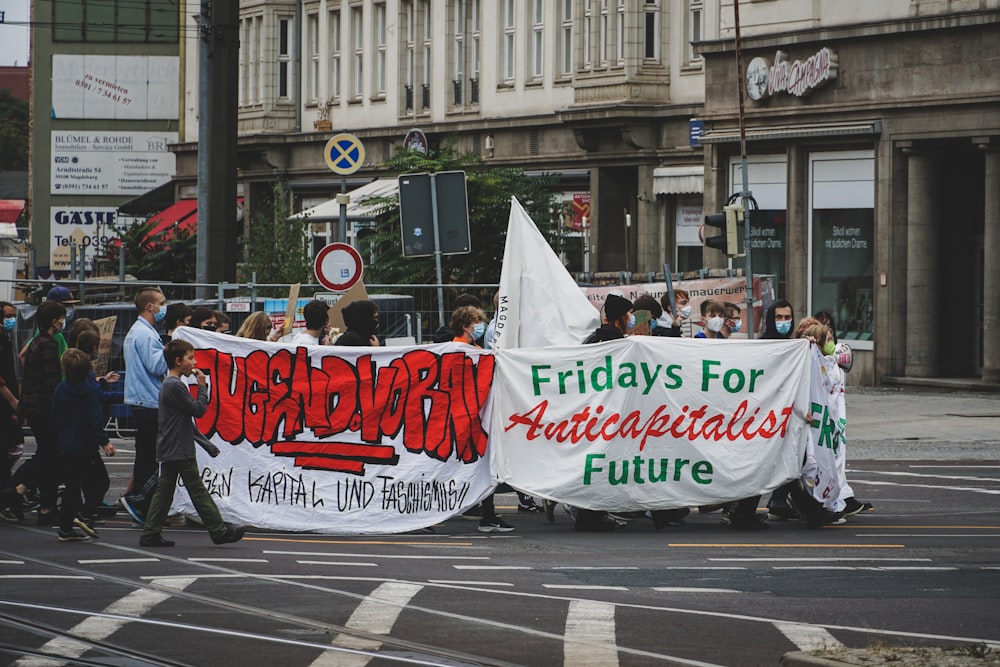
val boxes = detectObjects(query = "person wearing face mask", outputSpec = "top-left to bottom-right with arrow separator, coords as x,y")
17,286 -> 78,365
12,300 -> 67,525
448,305 -> 515,534
694,298 -> 729,339
725,302 -> 743,337
189,306 -> 218,332
654,291 -> 687,338
336,300 -> 381,347
584,294 -> 633,344
120,288 -> 170,525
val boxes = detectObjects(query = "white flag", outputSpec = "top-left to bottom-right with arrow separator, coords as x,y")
493,197 -> 600,350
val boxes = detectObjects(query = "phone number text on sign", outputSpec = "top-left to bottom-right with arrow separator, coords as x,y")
50,131 -> 177,195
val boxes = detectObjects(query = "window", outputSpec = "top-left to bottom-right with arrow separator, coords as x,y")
502,0 -> 516,82
53,0 -> 178,42
470,0 -> 480,102
731,155 -> 789,299
583,0 -> 592,68
531,0 -> 544,79
599,0 -> 609,65
687,0 -> 703,65
307,13 -> 319,102
239,15 -> 263,105
643,0 -> 659,61
560,0 -> 573,76
454,1 -> 466,104
352,7 -> 364,98
374,3 -> 387,95
329,10 -> 342,100
421,0 -> 431,108
809,151 -> 876,345
278,17 -> 292,100
616,0 -> 625,65
403,1 -> 415,111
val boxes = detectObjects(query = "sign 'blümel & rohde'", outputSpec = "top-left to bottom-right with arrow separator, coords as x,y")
745,47 -> 838,102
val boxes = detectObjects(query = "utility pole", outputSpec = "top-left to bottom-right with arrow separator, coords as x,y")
197,0 -> 240,296
733,0 -> 756,339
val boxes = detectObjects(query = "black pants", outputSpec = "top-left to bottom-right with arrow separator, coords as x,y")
130,407 -> 159,496
58,454 -> 88,532
23,416 -> 59,510
81,451 -> 110,517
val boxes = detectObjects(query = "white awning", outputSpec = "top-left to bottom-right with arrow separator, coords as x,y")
288,178 -> 398,222
652,166 -> 704,195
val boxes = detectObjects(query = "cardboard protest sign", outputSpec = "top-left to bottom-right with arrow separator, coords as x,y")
91,315 -> 117,377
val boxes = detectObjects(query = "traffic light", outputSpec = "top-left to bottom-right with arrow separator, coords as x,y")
701,204 -> 744,257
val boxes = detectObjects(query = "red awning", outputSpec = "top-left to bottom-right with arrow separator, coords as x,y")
0,200 -> 26,224
142,199 -> 198,242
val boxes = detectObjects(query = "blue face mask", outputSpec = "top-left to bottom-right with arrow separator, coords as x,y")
153,305 -> 167,323
649,319 -> 657,330
775,320 -> 792,335
2,317 -> 15,333
627,314 -> 636,329
471,322 -> 486,339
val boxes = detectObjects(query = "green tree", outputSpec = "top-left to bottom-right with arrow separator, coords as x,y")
0,89 -> 29,172
242,182 -> 313,285
102,217 -> 197,283
363,140 -> 559,285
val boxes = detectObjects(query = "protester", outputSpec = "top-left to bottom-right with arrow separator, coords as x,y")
434,293 -> 482,343
291,300 -> 331,345
655,289 -> 688,337
760,300 -> 800,521
163,303 -> 192,342
139,339 -> 244,548
214,311 -> 231,334
53,349 -> 115,542
336,300 -> 381,346
121,287 -> 169,524
0,301 -> 22,522
694,298 -> 729,339
18,286 -> 76,364
190,307 -> 218,331
235,311 -> 275,341
15,300 -> 67,525
585,294 -> 633,344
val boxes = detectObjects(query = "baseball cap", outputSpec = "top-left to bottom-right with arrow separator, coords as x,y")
46,286 -> 80,304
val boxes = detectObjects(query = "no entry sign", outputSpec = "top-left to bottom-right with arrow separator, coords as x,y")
314,242 -> 364,292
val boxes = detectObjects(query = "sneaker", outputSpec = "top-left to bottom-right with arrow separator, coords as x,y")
1,507 -> 22,523
73,516 -> 100,539
139,534 -> 175,547
651,508 -> 690,529
119,495 -> 146,525
58,529 -> 90,542
543,499 -> 556,524
843,497 -> 874,518
517,498 -> 544,513
767,505 -> 799,521
698,503 -> 727,514
574,513 -> 617,532
211,523 -> 246,545
807,509 -> 846,529
563,504 -> 578,522
36,510 -> 59,526
478,516 -> 515,533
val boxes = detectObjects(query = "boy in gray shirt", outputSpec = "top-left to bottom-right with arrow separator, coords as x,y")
140,339 -> 244,547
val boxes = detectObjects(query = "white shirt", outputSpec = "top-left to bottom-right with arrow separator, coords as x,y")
290,331 -> 320,346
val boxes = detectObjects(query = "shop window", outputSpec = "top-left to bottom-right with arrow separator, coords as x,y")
809,151 -> 875,345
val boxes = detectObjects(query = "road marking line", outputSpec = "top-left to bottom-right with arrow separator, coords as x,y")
0,560 -> 25,564
551,566 -> 639,570
187,558 -> 270,563
427,580 -> 514,586
829,526 -> 1000,530
652,587 -> 740,593
849,480 -> 1000,495
13,577 -> 194,667
297,561 -> 378,567
668,544 -> 905,548
0,575 -> 92,580
772,566 -> 858,570
851,470 -> 1000,482
710,557 -> 930,562
545,585 -> 629,591
453,565 -> 531,570
77,558 -> 160,564
264,550 -> 489,560
854,534 -> 999,538
245,536 -> 472,546
774,622 -> 844,651
664,566 -> 747,570
772,566 -> 957,572
565,600 -> 620,667
310,581 -> 423,667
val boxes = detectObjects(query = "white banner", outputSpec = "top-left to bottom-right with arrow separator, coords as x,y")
491,337 -> 811,511
51,131 -> 177,195
803,348 -> 847,511
170,328 -> 497,534
51,55 -> 180,120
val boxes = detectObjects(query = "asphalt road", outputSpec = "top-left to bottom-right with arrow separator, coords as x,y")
2,387 -> 999,667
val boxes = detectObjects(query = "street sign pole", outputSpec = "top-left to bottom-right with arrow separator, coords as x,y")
339,175 -> 347,244
430,173 -> 445,328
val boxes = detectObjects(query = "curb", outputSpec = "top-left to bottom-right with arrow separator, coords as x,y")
781,653 -> 853,667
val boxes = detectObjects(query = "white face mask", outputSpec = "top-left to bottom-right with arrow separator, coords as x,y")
680,306 -> 692,319
627,314 -> 636,329
731,318 -> 742,332
706,316 -> 725,333
657,313 -> 674,329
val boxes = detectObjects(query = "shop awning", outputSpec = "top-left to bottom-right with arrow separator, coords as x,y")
117,181 -> 176,217
288,179 -> 399,223
142,200 -> 198,243
699,120 -> 883,145
652,166 -> 704,195
0,199 -> 24,239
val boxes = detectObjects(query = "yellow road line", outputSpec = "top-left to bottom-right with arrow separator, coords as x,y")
667,544 -> 905,548
244,537 -> 472,546
826,525 -> 1000,530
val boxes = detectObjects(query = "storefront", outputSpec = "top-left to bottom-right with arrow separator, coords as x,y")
697,11 -> 1000,386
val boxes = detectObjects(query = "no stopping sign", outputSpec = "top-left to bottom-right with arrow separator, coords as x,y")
314,242 -> 364,292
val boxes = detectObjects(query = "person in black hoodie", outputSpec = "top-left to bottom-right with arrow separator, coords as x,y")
336,300 -> 381,346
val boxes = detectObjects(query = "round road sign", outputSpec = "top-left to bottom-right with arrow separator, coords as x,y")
324,133 -> 366,175
314,242 -> 364,292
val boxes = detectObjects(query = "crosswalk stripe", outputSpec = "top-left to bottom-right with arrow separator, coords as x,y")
14,577 -> 195,667
773,621 -> 844,651
310,581 -> 423,667
564,600 -> 619,667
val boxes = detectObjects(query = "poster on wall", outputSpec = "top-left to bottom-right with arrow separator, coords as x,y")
51,55 -> 180,120
50,131 -> 177,195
